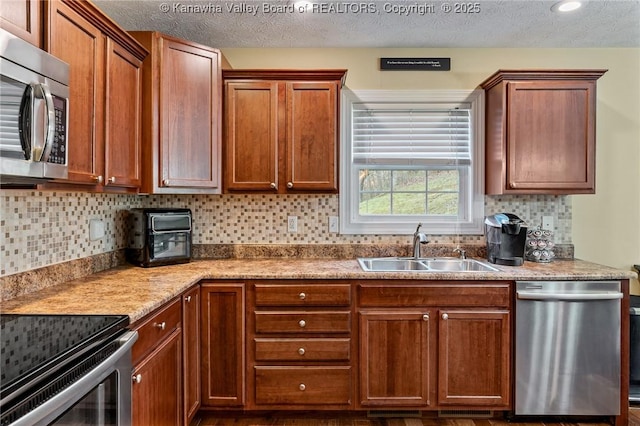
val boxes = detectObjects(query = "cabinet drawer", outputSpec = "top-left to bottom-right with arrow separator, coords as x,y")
255,283 -> 351,306
255,338 -> 351,361
255,311 -> 351,334
358,282 -> 511,308
255,366 -> 351,405
132,298 -> 181,365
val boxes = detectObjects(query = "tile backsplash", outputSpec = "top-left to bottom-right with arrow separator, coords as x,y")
1,191 -> 571,276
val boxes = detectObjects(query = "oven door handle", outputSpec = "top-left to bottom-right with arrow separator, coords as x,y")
11,330 -> 138,426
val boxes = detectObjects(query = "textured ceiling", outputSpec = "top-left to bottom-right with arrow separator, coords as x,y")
93,0 -> 640,48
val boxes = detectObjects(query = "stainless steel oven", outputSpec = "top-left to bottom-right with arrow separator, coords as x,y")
0,315 -> 137,426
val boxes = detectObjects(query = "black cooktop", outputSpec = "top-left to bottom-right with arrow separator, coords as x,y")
0,314 -> 129,400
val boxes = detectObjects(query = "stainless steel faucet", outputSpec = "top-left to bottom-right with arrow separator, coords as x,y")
454,247 -> 467,259
412,223 -> 429,259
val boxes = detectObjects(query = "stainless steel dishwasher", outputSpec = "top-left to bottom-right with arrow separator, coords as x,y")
515,280 -> 622,416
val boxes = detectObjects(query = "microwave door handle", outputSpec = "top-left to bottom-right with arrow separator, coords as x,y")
38,83 -> 55,162
18,84 -> 34,160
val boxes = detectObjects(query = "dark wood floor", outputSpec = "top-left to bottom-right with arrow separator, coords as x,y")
194,407 -> 640,425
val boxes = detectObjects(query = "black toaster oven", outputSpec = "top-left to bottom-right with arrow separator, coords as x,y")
126,208 -> 192,267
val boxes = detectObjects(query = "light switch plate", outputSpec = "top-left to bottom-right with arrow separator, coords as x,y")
329,216 -> 339,233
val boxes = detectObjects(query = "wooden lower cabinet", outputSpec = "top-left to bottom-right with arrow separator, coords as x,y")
359,311 -> 435,407
132,329 -> 182,426
131,298 -> 183,426
182,286 -> 201,425
357,282 -> 512,411
437,309 -> 511,407
200,282 -> 246,407
195,280 -> 512,416
255,366 -> 351,405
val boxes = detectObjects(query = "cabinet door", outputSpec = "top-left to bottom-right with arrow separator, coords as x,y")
104,38 -> 142,189
46,0 -> 105,185
160,38 -> 221,189
200,282 -> 245,407
224,81 -> 279,191
1,0 -> 41,47
506,80 -> 596,192
132,328 -> 182,426
286,82 -> 338,192
359,311 -> 434,407
438,309 -> 510,407
183,286 -> 201,425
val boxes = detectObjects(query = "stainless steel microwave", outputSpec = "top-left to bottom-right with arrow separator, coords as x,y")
126,208 -> 192,267
0,28 -> 70,184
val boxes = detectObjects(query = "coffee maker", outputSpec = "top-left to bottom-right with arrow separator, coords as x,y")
484,213 -> 528,266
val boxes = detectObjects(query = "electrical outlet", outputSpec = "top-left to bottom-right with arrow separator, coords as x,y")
287,216 -> 298,233
89,218 -> 105,241
542,216 -> 554,231
329,216 -> 339,233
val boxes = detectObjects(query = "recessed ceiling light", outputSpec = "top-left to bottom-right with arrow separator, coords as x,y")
551,1 -> 583,12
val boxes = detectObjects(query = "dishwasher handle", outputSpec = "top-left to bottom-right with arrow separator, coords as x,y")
516,291 -> 623,301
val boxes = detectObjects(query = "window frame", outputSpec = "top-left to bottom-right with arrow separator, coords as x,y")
339,89 -> 485,235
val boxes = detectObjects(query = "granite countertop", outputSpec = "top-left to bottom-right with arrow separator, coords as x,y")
0,258 -> 636,323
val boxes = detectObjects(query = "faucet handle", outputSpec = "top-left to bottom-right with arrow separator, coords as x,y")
415,223 -> 423,233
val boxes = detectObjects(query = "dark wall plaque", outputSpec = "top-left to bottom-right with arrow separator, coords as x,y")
380,58 -> 451,71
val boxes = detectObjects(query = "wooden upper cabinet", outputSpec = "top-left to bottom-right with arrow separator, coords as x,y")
224,81 -> 279,191
287,82 -> 338,191
130,31 -> 222,194
0,0 -> 41,47
481,70 -> 607,194
104,38 -> 142,188
45,0 -> 146,192
223,70 -> 347,194
46,0 -> 105,185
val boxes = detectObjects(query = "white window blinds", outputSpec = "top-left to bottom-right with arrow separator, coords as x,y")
352,103 -> 472,165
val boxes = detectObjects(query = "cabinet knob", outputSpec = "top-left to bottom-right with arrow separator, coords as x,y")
423,314 -> 429,321
155,321 -> 166,330
287,182 -> 293,189
442,313 -> 449,320
186,295 -> 191,303
92,175 -> 103,183
163,179 -> 170,186
132,374 -> 142,384
298,347 -> 306,356
107,176 -> 116,184
299,383 -> 306,391
298,319 -> 306,328
299,292 -> 306,300
270,182 -> 277,189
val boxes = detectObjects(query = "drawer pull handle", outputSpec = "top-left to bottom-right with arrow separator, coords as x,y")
186,295 -> 191,303
298,319 -> 306,328
155,322 -> 166,330
299,292 -> 306,300
442,313 -> 449,320
270,182 -> 277,189
132,374 -> 142,384
107,176 -> 116,184
298,347 -> 306,356
299,383 -> 306,391
423,314 -> 429,321
287,182 -> 294,189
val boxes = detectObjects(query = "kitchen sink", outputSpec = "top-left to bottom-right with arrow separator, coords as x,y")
357,257 -> 500,272
357,258 -> 431,271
